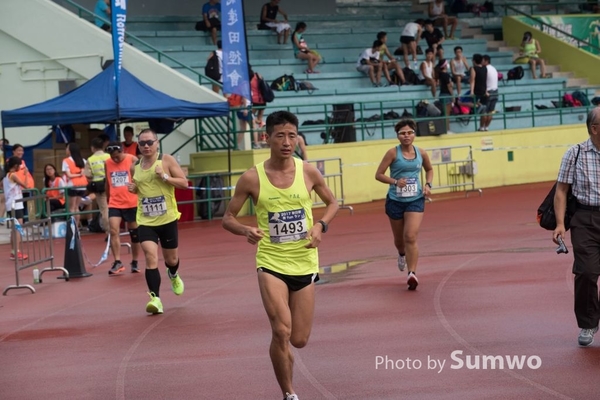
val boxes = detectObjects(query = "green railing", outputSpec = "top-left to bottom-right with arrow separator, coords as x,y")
498,1 -> 591,16
197,87 -> 598,148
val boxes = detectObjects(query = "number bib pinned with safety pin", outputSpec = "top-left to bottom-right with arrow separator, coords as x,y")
141,196 -> 167,217
268,209 -> 308,244
110,171 -> 129,187
396,177 -> 418,197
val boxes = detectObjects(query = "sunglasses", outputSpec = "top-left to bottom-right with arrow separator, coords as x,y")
138,140 -> 157,147
105,145 -> 122,153
397,130 -> 415,135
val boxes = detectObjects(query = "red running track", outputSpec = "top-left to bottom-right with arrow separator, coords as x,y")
1,183 -> 599,400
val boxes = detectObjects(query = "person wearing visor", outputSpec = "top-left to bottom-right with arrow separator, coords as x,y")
375,119 -> 434,291
105,142 -> 140,275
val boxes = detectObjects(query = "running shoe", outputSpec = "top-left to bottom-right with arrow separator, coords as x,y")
578,326 -> 599,347
284,393 -> 299,400
10,251 -> 28,261
145,292 -> 163,315
397,255 -> 407,271
407,272 -> 419,290
109,261 -> 125,275
168,269 -> 184,295
131,261 -> 140,273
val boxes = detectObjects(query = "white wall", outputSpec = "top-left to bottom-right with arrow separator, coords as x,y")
1,0 -> 226,161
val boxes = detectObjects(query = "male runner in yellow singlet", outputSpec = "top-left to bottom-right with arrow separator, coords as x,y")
222,111 -> 339,400
127,129 -> 189,314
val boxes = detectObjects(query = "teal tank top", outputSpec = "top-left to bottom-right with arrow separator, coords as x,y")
387,145 -> 424,202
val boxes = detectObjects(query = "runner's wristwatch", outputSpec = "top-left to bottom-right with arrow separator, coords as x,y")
317,220 -> 328,233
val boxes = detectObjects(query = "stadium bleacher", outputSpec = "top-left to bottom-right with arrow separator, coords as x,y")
120,0 -> 597,145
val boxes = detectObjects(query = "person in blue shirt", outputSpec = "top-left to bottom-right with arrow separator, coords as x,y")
196,0 -> 221,46
375,118 -> 433,291
94,0 -> 111,31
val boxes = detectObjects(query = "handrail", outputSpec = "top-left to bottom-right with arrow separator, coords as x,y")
497,1 -> 590,16
54,0 -> 221,88
499,3 -> 600,52
199,86 -> 599,149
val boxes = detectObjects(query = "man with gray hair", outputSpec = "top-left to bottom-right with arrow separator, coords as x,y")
553,107 -> 600,346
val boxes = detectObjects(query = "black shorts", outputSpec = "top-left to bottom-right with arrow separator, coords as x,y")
486,90 -> 498,113
7,209 -> 24,220
258,267 -> 319,292
108,207 -> 137,223
400,35 -> 415,45
138,219 -> 178,249
196,18 -> 221,31
67,189 -> 86,197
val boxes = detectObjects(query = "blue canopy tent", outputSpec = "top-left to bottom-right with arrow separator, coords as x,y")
1,67 -> 229,127
1,66 -> 230,172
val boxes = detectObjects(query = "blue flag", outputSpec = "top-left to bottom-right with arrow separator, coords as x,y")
111,0 -> 127,95
221,0 -> 250,100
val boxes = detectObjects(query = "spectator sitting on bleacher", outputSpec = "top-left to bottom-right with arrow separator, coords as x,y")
94,0 -> 111,31
435,45 -> 445,73
195,0 -> 221,46
450,46 -> 469,96
519,31 -> 549,79
292,22 -> 321,74
469,53 -> 489,131
357,40 -> 384,87
400,19 -> 424,69
259,0 -> 291,45
419,48 -> 437,97
422,20 -> 444,54
428,0 -> 458,39
377,31 -> 406,86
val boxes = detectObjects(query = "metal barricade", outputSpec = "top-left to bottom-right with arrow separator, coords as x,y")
308,157 -> 353,214
421,145 -> 483,198
3,196 -> 69,295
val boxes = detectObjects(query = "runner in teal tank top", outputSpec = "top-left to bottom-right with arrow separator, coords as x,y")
222,111 -> 339,400
375,118 -> 433,291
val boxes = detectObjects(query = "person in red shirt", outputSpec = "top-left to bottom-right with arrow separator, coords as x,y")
105,142 -> 141,275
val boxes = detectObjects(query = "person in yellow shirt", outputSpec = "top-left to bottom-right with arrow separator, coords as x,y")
84,137 -> 110,233
127,129 -> 188,314
222,111 -> 339,400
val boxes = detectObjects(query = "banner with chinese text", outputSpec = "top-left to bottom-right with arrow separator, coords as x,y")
221,0 -> 251,100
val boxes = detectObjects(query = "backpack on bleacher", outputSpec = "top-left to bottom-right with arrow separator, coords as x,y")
506,66 -> 524,83
572,91 -> 590,107
257,75 -> 275,102
204,51 -> 221,82
402,67 -> 420,85
270,74 -> 297,91
562,93 -> 580,108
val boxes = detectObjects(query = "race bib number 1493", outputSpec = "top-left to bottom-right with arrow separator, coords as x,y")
268,209 -> 308,244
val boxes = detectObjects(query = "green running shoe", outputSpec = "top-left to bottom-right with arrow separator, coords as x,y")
168,270 -> 184,296
145,292 -> 163,314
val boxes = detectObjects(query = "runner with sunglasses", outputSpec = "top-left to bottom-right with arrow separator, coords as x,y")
105,142 -> 140,275
127,129 -> 189,314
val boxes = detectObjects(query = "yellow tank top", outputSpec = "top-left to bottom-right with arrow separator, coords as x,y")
133,154 -> 181,226
256,158 -> 318,275
88,152 -> 110,181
